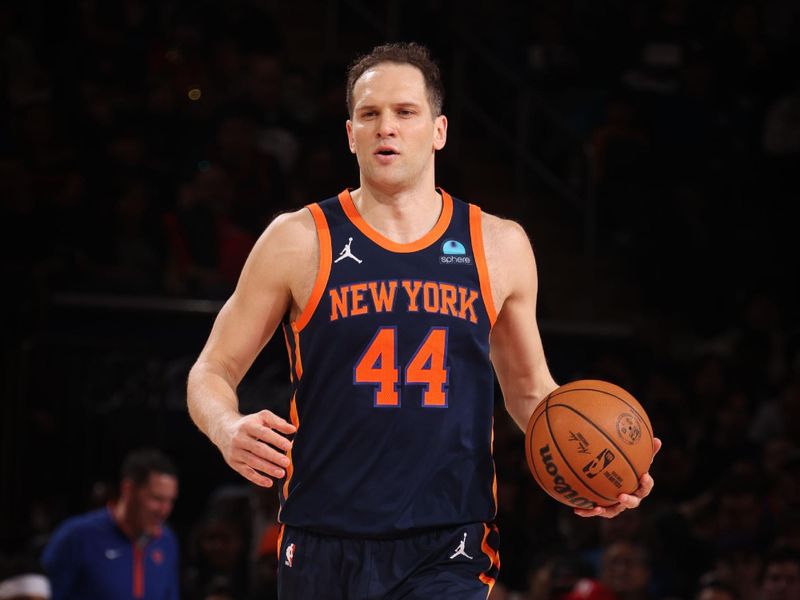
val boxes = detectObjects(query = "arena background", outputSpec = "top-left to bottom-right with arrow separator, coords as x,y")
2,1 -> 799,598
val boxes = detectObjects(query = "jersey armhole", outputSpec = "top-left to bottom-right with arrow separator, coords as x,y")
293,203 -> 332,332
468,204 -> 498,328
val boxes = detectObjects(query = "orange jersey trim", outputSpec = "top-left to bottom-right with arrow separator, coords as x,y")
133,545 -> 144,598
468,204 -> 497,328
479,523 -> 501,592
338,188 -> 454,253
282,326 -> 295,384
276,523 -> 285,560
291,325 -> 303,379
281,393 -> 300,500
491,419 -> 498,518
294,203 -> 332,332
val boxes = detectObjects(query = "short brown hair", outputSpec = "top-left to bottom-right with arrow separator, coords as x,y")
121,447 -> 177,486
345,42 -> 444,117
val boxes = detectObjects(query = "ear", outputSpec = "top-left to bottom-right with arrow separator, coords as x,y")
433,115 -> 447,151
346,119 -> 356,154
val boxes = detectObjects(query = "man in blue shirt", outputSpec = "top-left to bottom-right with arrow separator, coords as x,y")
42,448 -> 180,600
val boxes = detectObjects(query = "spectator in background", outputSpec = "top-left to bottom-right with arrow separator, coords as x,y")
0,556 -> 50,600
759,546 -> 800,600
694,577 -> 737,600
0,575 -> 50,600
183,509 -> 249,600
563,579 -> 617,600
41,448 -> 179,600
249,524 -> 280,600
526,553 -> 596,600
705,544 -> 761,600
599,541 -> 653,600
210,108 -> 287,231
713,473 -> 770,553
163,164 -> 257,298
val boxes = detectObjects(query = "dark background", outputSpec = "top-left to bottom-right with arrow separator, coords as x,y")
2,1 -> 799,599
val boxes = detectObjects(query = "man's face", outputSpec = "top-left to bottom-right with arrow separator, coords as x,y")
601,542 -> 651,595
126,473 -> 178,537
762,561 -> 800,600
696,588 -> 734,600
346,63 -> 446,192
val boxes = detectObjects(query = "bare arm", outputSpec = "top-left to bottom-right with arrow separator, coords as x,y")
187,208 -> 316,487
482,212 -> 659,517
483,216 -> 558,430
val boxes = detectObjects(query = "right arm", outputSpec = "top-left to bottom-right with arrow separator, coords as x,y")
187,208 -> 316,487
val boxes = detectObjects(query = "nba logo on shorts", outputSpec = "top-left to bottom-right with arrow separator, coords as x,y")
285,543 -> 295,567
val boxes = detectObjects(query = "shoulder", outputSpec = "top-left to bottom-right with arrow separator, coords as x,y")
240,207 -> 318,277
57,508 -> 110,535
258,207 -> 317,249
479,210 -> 533,257
44,509 -> 107,557
475,209 -> 537,309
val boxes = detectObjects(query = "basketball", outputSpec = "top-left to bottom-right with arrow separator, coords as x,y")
524,380 -> 655,509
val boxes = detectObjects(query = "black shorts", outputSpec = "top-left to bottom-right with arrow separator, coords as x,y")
277,522 -> 500,599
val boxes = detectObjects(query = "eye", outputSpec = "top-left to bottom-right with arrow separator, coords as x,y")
398,109 -> 415,117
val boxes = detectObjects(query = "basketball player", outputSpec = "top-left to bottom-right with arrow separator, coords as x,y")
187,42 -> 659,599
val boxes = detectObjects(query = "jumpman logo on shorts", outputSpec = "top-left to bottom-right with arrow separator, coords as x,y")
334,237 -> 363,264
449,532 -> 473,560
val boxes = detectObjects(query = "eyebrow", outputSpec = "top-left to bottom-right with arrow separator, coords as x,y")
356,101 -> 423,111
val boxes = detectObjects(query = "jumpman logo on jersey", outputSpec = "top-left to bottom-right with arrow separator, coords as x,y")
334,237 -> 363,264
449,532 -> 473,560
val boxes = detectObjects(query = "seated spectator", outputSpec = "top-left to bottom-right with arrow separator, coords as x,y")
183,510 -> 249,600
760,546 -> 800,600
600,541 -> 653,600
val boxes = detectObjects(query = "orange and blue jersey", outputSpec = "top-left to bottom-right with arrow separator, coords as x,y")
42,507 -> 179,600
279,188 -> 498,537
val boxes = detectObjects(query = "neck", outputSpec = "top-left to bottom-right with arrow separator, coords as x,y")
350,184 -> 442,244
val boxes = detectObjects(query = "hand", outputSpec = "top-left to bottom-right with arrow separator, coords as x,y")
217,410 -> 296,488
574,437 -> 662,518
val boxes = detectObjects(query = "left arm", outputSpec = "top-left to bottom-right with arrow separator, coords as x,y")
482,216 -> 557,430
482,212 -> 659,518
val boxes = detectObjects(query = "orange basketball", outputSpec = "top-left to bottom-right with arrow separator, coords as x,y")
524,380 -> 655,509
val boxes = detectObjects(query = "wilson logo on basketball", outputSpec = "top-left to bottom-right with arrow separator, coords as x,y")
539,445 -> 595,509
616,413 -> 642,445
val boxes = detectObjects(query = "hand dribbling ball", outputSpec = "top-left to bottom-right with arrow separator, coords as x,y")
525,380 -> 655,509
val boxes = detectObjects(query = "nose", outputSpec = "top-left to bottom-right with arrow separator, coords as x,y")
375,111 -> 397,138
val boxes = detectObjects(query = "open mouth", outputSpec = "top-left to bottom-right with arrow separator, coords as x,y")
375,147 -> 399,156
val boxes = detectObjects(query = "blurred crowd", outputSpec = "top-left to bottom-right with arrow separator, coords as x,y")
2,1 -> 800,599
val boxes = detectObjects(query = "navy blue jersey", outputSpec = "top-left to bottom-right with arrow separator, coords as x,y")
42,508 -> 179,600
279,189 -> 498,537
